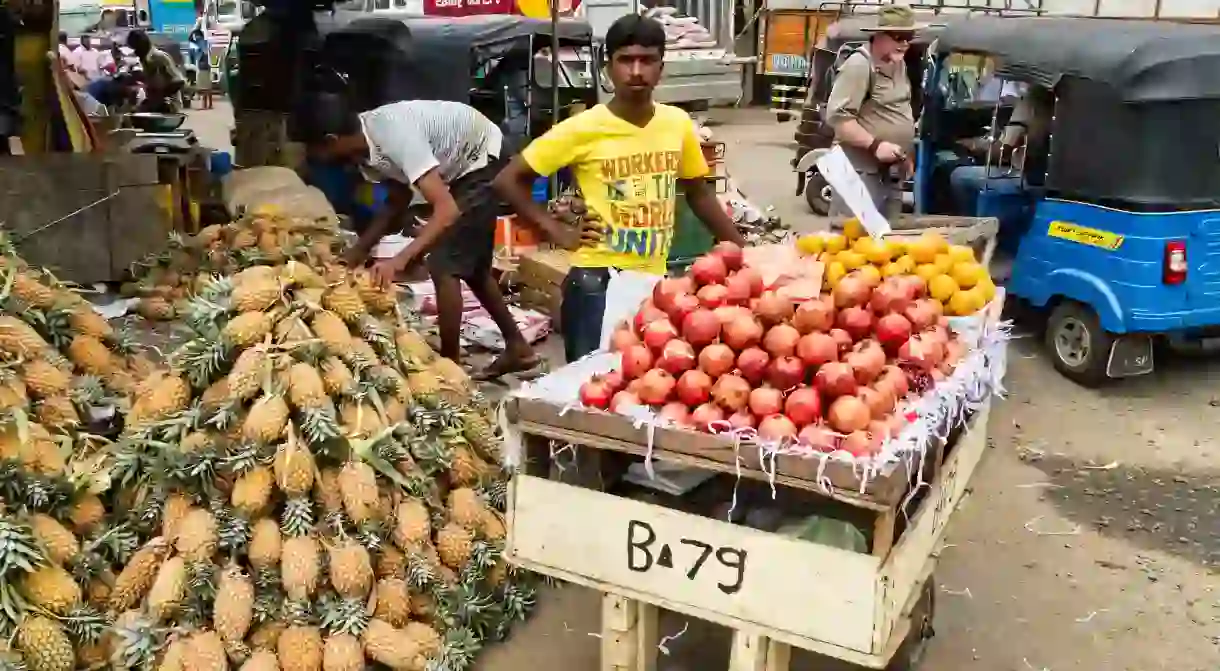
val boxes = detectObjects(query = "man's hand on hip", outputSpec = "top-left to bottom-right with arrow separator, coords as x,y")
874,141 -> 906,164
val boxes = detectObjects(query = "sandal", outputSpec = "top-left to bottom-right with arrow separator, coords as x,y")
472,354 -> 545,382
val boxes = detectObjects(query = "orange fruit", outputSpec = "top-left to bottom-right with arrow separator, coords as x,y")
908,238 -> 938,264
915,263 -> 940,282
796,235 -> 825,257
825,234 -> 847,254
882,262 -> 906,277
826,261 -> 847,288
948,287 -> 985,316
843,218 -> 866,241
856,265 -> 882,287
837,251 -> 867,270
932,254 -> 954,274
924,232 -> 949,254
947,244 -> 975,264
886,239 -> 907,258
950,261 -> 984,289
976,275 -> 997,303
929,275 -> 959,302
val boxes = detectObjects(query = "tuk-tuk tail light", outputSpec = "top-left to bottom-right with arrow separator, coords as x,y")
1164,241 -> 1187,285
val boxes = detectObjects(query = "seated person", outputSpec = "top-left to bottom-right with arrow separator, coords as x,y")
949,85 -> 1052,214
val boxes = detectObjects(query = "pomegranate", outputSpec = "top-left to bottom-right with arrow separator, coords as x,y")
621,344 -> 654,380
748,386 -> 783,418
636,369 -> 676,406
676,369 -> 714,406
899,335 -> 938,371
840,430 -> 877,457
784,386 -> 822,427
652,279 -> 688,313
757,415 -> 798,441
736,347 -> 770,385
868,419 -> 894,443
792,299 -> 835,334
845,341 -> 885,385
713,241 -> 745,271
880,365 -> 910,396
659,402 -> 692,426
634,304 -> 668,335
727,411 -> 756,431
900,275 -> 927,299
711,374 -> 751,411
836,306 -> 874,342
942,340 -> 966,372
763,323 -> 801,358
698,343 -> 736,377
829,328 -> 854,354
858,387 -> 894,419
827,395 -> 871,434
832,275 -> 871,309
869,283 -> 911,315
611,327 -> 641,352
690,403 -> 726,431
658,339 -> 697,375
875,313 -> 913,354
904,300 -> 940,331
642,319 -> 678,352
737,267 -> 764,297
814,362 -> 858,398
610,390 -> 641,413
798,424 -> 837,452
603,370 -> 626,393
713,305 -> 749,326
723,316 -> 764,350
579,375 -> 615,409
697,283 -> 730,309
665,293 -> 701,328
724,272 -> 754,305
766,356 -> 806,390
691,254 -> 729,286
682,308 -> 721,347
796,332 -> 838,367
756,291 -> 794,325
626,379 -> 643,394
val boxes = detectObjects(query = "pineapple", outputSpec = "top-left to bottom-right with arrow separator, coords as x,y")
232,466 -> 274,516
127,374 -> 190,429
224,311 -> 275,349
319,357 -> 354,397
127,353 -> 159,378
338,402 -> 383,439
375,546 -> 407,580
0,376 -> 29,411
67,304 -> 113,339
19,359 -> 71,398
403,621 -> 440,660
28,514 -> 79,565
213,563 -> 255,648
0,316 -> 50,357
34,395 -> 79,430
277,625 -> 323,671
326,540 -> 373,599
287,362 -> 339,443
321,633 -> 364,671
175,508 -> 219,563
240,650 -> 281,671
183,630 -> 229,671
273,432 -> 316,498
371,577 -> 410,627
14,615 -> 74,671
243,393 -> 290,444
232,276 -> 282,313
9,272 -> 57,308
67,494 -> 105,534
432,356 -> 473,394
137,295 -> 176,320
449,446 -> 491,487
18,563 -> 82,614
162,495 -> 196,543
248,518 -> 282,571
280,260 -> 324,290
228,347 -> 270,403
314,468 -> 344,520
337,461 -> 379,526
322,285 -> 367,325
146,556 -> 188,621
353,273 -> 398,314
361,619 -> 419,671
280,535 -> 320,602
309,311 -> 355,360
435,523 -> 473,570
391,498 -> 431,550
233,265 -> 278,288
461,411 -> 501,463
446,489 -> 491,534
248,622 -> 286,652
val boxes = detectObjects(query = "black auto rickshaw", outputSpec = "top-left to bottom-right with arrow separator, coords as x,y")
789,14 -> 938,215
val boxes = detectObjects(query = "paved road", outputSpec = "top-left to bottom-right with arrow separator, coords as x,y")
187,103 -> 1220,671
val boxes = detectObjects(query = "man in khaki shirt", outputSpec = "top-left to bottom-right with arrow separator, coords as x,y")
825,5 -> 925,217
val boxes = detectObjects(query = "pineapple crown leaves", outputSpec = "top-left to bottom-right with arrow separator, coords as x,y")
0,517 -> 45,578
109,612 -> 169,671
60,604 -> 112,646
316,591 -> 369,638
346,427 -> 418,493
426,627 -> 482,671
0,459 -> 75,518
0,651 -> 28,671
82,522 -> 140,567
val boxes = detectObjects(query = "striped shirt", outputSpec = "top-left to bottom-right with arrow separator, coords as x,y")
359,100 -> 504,186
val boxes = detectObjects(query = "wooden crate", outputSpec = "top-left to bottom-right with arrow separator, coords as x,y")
506,398 -> 992,669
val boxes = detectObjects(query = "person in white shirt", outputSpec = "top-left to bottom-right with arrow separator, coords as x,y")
74,36 -> 105,80
57,33 -> 78,73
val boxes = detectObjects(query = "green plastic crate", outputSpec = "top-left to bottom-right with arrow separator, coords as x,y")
666,188 -> 715,274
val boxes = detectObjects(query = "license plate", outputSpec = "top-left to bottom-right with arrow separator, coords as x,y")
1106,336 -> 1154,377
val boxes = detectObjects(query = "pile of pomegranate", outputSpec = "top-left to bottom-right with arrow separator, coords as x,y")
577,241 -> 969,457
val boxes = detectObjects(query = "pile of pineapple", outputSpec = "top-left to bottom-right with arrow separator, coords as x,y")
124,209 -> 346,322
0,226 -> 536,670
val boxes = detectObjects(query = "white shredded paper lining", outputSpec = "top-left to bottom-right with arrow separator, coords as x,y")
499,313 -> 1011,508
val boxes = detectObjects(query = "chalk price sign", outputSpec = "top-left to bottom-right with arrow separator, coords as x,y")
626,520 -> 747,595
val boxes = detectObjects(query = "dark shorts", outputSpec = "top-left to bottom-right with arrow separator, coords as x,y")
424,160 -> 503,282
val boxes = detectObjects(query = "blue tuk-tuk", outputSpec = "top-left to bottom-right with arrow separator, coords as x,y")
915,17 -> 1220,386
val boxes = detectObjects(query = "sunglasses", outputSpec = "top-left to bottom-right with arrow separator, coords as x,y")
883,31 -> 915,43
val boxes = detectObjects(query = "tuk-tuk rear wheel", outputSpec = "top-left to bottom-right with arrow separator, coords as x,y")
804,172 -> 833,216
1046,301 -> 1112,387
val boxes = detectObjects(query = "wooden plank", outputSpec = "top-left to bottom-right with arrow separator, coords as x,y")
508,475 -> 882,654
874,401 -> 992,652
729,632 -> 768,671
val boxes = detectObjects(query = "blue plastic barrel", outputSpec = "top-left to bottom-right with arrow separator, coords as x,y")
210,151 -> 233,177
531,176 -> 549,203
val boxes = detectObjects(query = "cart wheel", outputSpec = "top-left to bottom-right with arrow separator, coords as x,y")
1045,300 -> 1112,387
885,580 -> 936,671
804,171 -> 833,216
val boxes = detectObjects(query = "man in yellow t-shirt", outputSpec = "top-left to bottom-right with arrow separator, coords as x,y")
494,14 -> 745,362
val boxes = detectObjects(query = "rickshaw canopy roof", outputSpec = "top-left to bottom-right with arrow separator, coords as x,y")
936,16 -> 1220,103
338,13 -> 592,58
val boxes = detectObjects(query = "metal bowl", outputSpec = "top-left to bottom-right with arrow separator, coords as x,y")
124,112 -> 187,132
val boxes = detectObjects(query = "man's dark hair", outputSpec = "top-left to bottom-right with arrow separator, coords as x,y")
126,29 -> 150,51
58,32 -> 68,44
604,14 -> 666,60
296,90 -> 359,143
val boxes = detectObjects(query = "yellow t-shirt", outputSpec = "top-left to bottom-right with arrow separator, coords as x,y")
522,104 -> 710,275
